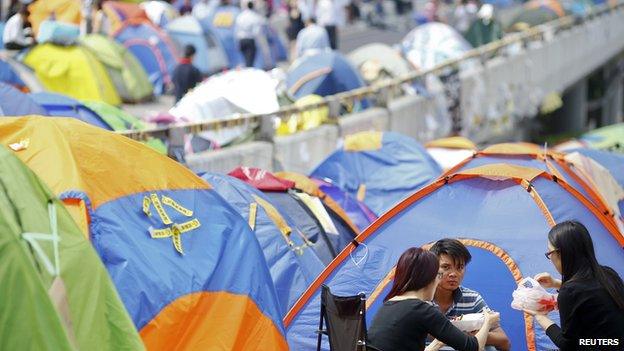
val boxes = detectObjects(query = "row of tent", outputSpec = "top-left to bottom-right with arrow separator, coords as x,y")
0,115 -> 382,350
0,0 -> 585,116
9,0 -> 288,101
2,114 -> 623,350
0,82 -> 166,152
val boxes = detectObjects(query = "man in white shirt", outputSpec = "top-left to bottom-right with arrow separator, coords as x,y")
295,17 -> 330,58
3,3 -> 34,50
315,0 -> 347,49
234,1 -> 265,67
193,0 -> 218,19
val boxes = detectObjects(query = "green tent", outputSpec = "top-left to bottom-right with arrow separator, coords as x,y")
0,145 -> 144,350
582,123 -> 624,152
83,100 -> 167,154
80,34 -> 153,103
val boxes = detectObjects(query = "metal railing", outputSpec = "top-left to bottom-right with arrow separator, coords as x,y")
119,1 -> 623,142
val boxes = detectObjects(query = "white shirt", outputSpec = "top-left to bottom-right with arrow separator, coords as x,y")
234,9 -> 265,40
315,0 -> 348,27
193,0 -> 218,19
295,24 -> 331,57
3,13 -> 32,46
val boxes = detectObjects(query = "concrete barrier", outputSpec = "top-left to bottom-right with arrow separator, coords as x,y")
185,141 -> 274,174
337,107 -> 390,137
273,125 -> 339,174
387,94 -> 450,142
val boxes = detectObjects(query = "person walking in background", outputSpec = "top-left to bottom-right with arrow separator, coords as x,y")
367,247 -> 500,351
287,0 -> 305,59
92,0 -> 110,34
172,44 -> 202,102
3,1 -> 35,50
452,0 -> 477,33
179,0 -> 194,15
235,1 -> 265,67
524,221 -> 624,350
315,0 -> 346,50
294,17 -> 330,58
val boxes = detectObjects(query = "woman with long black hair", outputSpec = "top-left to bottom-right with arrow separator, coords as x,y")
368,247 -> 500,351
526,220 -> 624,350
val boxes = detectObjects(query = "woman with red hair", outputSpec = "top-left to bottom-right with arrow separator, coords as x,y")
368,247 -> 499,351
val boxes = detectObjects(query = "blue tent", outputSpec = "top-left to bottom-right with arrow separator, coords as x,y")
313,177 -> 377,232
200,172 -> 325,315
30,92 -> 112,130
200,5 -> 242,68
114,22 -> 178,95
0,59 -> 25,88
448,143 -> 615,219
166,15 -> 229,75
285,163 -> 624,350
311,131 -> 442,216
0,83 -> 46,116
570,147 -> 624,191
229,167 -> 344,265
286,51 -> 367,99
200,6 -> 287,69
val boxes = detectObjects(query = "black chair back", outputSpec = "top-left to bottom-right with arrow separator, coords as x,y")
317,285 -> 380,351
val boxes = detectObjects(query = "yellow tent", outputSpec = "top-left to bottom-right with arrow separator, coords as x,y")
28,0 -> 81,36
24,44 -> 121,106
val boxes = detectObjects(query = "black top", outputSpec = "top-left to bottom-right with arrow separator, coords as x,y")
368,298 -> 479,351
172,62 -> 202,102
545,276 -> 624,350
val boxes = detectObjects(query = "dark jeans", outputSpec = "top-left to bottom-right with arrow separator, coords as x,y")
4,42 -> 29,50
239,38 -> 256,67
324,25 -> 337,50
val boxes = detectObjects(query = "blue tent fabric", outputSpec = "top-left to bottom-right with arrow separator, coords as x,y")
0,82 -> 45,116
310,132 -> 443,216
570,148 -> 624,188
114,23 -> 178,95
0,59 -> 25,88
166,16 -> 228,75
200,6 -> 285,69
200,6 -> 243,68
314,178 -> 377,232
453,153 -> 604,210
286,51 -> 367,99
285,166 -> 624,350
30,92 -> 112,130
264,191 -> 337,265
200,173 -> 325,315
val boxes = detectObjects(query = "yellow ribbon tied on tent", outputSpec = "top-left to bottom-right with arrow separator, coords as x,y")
143,193 -> 201,255
344,131 -> 383,151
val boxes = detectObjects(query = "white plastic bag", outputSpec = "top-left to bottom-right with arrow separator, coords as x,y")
511,277 -> 558,312
450,313 -> 485,332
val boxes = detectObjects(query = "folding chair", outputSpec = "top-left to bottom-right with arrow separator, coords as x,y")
316,285 -> 382,351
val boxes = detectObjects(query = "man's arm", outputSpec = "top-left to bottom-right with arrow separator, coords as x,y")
486,326 -> 511,351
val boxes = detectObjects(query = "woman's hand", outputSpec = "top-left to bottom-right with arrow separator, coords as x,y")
424,338 -> 445,351
534,272 -> 562,289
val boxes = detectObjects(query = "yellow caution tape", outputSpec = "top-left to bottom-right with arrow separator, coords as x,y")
150,193 -> 172,224
149,227 -> 172,239
171,224 -> 184,254
248,203 -> 258,231
357,184 -> 367,202
162,195 -> 193,217
178,218 -> 201,233
142,196 -> 152,217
